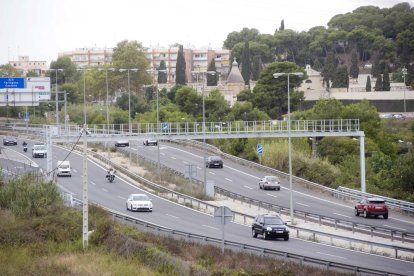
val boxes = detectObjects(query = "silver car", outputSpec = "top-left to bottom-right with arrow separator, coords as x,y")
259,176 -> 281,191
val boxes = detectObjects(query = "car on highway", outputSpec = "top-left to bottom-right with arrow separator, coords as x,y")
143,137 -> 158,146
115,140 -> 129,147
126,194 -> 153,212
252,214 -> 289,241
355,197 -> 388,219
205,156 -> 223,168
259,176 -> 281,190
3,136 -> 17,146
32,143 -> 47,158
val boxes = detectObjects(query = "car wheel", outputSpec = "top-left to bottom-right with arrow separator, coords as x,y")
263,231 -> 268,240
363,210 -> 368,218
284,235 -> 289,241
220,164 -> 223,168
383,214 -> 388,219
259,184 -> 262,189
354,209 -> 359,216
252,229 -> 258,238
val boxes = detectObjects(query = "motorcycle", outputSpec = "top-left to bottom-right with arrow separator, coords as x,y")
106,170 -> 116,183
23,144 -> 27,152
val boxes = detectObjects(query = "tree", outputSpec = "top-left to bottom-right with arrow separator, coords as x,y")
204,89 -> 230,121
331,65 -> 349,89
321,52 -> 337,91
366,75 -> 372,92
251,55 -> 262,81
241,41 -> 251,86
0,64 -> 21,77
374,75 -> 383,91
251,61 -> 304,119
223,28 -> 260,49
371,59 -> 381,78
175,45 -> 186,85
206,59 -> 218,86
280,20 -> 285,31
382,65 -> 390,91
350,52 -> 359,78
175,86 -> 201,117
49,56 -> 77,83
157,60 -> 168,84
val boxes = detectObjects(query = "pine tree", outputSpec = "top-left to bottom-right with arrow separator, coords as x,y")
157,60 -> 168,84
206,58 -> 218,86
366,76 -> 371,92
241,41 -> 251,86
350,52 -> 359,78
175,45 -> 186,85
374,75 -> 383,91
382,65 -> 390,91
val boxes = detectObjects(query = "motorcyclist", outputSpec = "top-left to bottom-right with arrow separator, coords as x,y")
22,141 -> 27,146
106,168 -> 114,178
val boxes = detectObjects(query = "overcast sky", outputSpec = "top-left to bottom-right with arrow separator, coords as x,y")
0,0 -> 409,65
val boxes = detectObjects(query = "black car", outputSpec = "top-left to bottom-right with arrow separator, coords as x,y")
3,136 -> 17,146
205,156 -> 223,168
252,214 -> 290,241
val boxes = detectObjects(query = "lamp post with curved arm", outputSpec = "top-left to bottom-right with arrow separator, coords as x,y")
273,72 -> 303,223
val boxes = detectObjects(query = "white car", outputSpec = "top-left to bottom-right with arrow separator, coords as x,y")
259,176 -> 281,191
32,144 -> 47,158
115,140 -> 129,147
126,194 -> 153,212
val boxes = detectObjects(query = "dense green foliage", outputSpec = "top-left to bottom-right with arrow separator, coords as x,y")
175,45 -> 186,85
206,58 -> 218,86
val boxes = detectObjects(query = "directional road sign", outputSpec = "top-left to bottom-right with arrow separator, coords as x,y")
257,143 -> 263,156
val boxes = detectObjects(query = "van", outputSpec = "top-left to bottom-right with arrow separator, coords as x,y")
57,160 -> 71,177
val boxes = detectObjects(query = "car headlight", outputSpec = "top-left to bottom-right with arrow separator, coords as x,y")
285,227 -> 290,232
266,226 -> 272,231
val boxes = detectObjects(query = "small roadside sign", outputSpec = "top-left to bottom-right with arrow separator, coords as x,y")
213,206 -> 233,254
257,143 -> 263,156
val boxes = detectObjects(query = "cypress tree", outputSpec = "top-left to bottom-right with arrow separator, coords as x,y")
374,75 -> 383,91
251,55 -> 262,81
366,75 -> 371,92
241,41 -> 251,86
175,45 -> 186,85
206,58 -> 218,86
382,66 -> 390,91
350,52 -> 359,78
280,20 -> 285,31
157,60 -> 168,84
331,65 -> 349,89
371,59 -> 381,78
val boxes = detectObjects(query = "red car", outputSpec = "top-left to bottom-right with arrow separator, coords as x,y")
355,198 -> 388,219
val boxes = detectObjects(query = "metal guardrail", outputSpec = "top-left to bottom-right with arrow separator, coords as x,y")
63,194 -> 407,276
216,186 -> 414,244
178,139 -> 414,214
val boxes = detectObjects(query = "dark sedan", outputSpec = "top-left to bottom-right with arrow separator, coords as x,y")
3,136 -> 17,146
205,156 -> 223,168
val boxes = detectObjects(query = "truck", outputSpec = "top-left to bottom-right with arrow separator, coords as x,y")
56,160 -> 71,177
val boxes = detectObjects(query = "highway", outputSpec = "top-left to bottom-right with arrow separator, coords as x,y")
4,140 -> 413,275
125,141 -> 414,233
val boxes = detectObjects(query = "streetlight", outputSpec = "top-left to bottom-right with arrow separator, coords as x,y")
402,67 -> 408,113
77,68 -> 92,124
273,72 -> 304,223
50,68 -> 63,124
192,69 -> 216,195
120,68 -> 138,164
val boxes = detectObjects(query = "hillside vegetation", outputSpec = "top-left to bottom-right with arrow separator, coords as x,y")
0,175 -> 350,276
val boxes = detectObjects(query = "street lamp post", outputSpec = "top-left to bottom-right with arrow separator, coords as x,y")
192,69 -> 216,195
50,68 -> 63,124
273,72 -> 303,223
402,67 -> 408,113
120,69 -> 138,164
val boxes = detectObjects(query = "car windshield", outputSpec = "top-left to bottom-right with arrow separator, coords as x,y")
264,217 -> 283,225
34,145 -> 46,150
266,176 -> 278,182
210,156 -> 221,161
59,164 -> 69,169
368,200 -> 385,204
132,195 -> 149,201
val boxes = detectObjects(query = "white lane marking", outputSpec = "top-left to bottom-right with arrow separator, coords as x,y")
389,217 -> 414,225
244,185 -> 253,190
170,156 -> 177,160
209,172 -> 216,175
296,202 -> 310,207
202,225 -> 219,231
118,196 -> 126,200
316,252 -> 346,260
225,178 -> 233,182
90,181 -> 96,186
102,188 -> 108,193
197,166 -> 201,170
383,225 -> 407,231
182,161 -> 189,164
333,212 -> 352,219
165,214 -> 179,219
161,153 -> 166,156
266,193 -> 278,198
73,169 -> 78,173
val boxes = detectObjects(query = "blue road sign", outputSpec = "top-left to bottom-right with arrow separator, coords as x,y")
257,143 -> 263,155
0,77 -> 25,89
162,122 -> 169,130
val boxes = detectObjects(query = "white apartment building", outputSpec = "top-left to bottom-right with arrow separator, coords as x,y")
58,46 -> 231,84
8,56 -> 48,76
